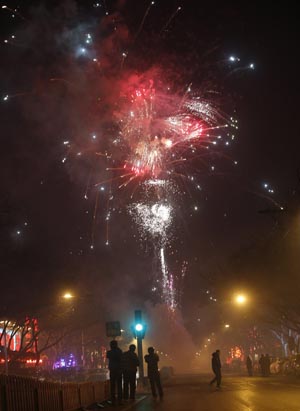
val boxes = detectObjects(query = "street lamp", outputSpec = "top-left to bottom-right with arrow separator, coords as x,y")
61,291 -> 85,368
62,292 -> 74,300
234,294 -> 247,305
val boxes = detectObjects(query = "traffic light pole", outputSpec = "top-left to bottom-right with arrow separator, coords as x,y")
137,335 -> 144,381
134,310 -> 145,383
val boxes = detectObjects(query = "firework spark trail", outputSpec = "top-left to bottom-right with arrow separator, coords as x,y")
128,177 -> 182,307
91,190 -> 100,248
160,247 -> 176,309
134,1 -> 155,43
159,6 -> 182,36
1,5 -> 26,20
2,91 -> 32,101
102,0 -> 109,15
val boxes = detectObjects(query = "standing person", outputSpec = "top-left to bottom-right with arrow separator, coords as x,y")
144,347 -> 164,399
122,344 -> 140,400
246,355 -> 253,376
265,354 -> 271,376
209,349 -> 222,388
259,354 -> 266,376
106,340 -> 123,405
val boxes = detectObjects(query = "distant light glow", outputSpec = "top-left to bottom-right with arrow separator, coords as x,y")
63,292 -> 73,300
235,294 -> 247,304
229,56 -> 240,62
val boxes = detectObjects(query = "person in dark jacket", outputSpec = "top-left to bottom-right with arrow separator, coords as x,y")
209,349 -> 222,388
106,340 -> 123,404
259,354 -> 266,376
122,344 -> 140,400
246,355 -> 253,376
265,354 -> 271,376
144,347 -> 163,399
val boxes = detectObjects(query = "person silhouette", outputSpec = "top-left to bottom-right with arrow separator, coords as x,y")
259,354 -> 267,376
106,340 -> 123,405
144,347 -> 163,399
122,344 -> 139,400
246,355 -> 253,376
265,354 -> 271,376
209,349 -> 222,388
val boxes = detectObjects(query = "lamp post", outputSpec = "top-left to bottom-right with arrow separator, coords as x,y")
62,292 -> 85,368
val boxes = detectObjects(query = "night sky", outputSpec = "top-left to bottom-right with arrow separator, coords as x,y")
1,0 -> 299,337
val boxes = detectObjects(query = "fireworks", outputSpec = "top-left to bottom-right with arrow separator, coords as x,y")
103,70 -> 236,308
1,1 -> 253,310
114,77 -> 234,185
130,201 -> 172,241
63,55 -> 237,309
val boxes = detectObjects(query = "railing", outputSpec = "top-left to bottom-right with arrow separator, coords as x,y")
0,374 -> 109,411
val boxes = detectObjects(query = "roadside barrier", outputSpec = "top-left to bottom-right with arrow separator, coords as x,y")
0,374 -> 109,411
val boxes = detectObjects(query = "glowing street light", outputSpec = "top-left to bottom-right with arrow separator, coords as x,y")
224,324 -> 230,328
235,294 -> 247,305
62,292 -> 74,300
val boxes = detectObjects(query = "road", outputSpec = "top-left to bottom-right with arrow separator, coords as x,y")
114,374 -> 300,411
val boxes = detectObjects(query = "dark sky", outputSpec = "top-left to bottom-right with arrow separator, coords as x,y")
0,0 -> 299,331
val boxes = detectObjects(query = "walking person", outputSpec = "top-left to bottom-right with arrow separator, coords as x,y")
246,355 -> 253,376
144,347 -> 164,399
209,349 -> 222,389
122,344 -> 139,400
106,340 -> 123,405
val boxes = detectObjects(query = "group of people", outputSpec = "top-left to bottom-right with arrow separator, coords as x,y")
209,350 -> 274,388
246,354 -> 271,377
106,340 -> 163,405
258,353 -> 271,376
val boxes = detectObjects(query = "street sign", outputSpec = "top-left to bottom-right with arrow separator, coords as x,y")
106,321 -> 121,337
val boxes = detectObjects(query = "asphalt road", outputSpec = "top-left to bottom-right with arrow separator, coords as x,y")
116,374 -> 300,411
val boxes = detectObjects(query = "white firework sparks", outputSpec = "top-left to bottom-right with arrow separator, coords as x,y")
130,201 -> 172,243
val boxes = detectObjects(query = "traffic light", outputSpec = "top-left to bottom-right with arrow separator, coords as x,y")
133,310 -> 146,339
135,323 -> 143,332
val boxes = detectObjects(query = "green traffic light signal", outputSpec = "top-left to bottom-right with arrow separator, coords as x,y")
133,310 -> 146,339
135,323 -> 143,332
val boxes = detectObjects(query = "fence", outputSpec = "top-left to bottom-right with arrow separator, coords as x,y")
0,374 -> 109,411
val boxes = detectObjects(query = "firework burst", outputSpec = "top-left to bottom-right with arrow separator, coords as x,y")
111,74 -> 236,186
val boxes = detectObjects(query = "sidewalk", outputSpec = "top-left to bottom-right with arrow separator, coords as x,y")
85,380 -> 150,410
